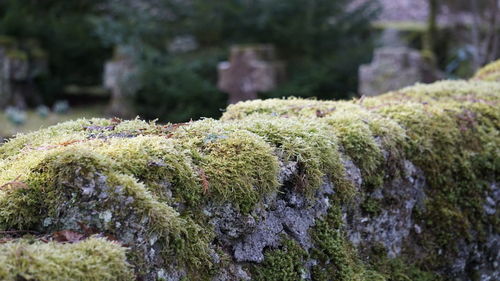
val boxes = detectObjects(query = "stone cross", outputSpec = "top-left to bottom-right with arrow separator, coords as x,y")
103,47 -> 139,118
359,46 -> 441,96
218,45 -> 285,104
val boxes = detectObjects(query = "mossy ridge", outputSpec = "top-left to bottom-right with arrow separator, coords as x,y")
0,135 -> 201,208
223,99 -> 409,189
0,118 -> 166,160
367,98 -> 499,267
0,238 -> 134,281
222,81 -> 500,121
472,59 -> 500,82
0,148 -> 213,277
363,80 -> 500,105
172,118 -> 280,213
227,115 -> 353,198
222,97 -> 338,121
222,80 -> 498,272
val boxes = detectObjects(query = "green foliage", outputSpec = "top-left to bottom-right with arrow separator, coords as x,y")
0,0 -> 111,104
0,238 -> 134,281
134,50 -> 227,123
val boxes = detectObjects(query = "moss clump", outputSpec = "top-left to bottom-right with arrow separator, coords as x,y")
0,238 -> 134,281
367,243 -> 442,281
172,119 -> 280,213
310,204 -> 368,280
230,115 -> 353,197
251,238 -> 308,281
472,59 -> 500,82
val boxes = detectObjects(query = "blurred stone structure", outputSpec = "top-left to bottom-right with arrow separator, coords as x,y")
359,47 -> 440,96
103,47 -> 139,118
218,45 -> 285,104
0,37 -> 47,109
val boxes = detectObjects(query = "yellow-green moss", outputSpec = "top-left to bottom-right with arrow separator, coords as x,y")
230,115 -> 353,197
172,119 -> 280,213
0,238 -> 134,281
0,78 -> 498,279
472,59 -> 500,82
0,146 -> 212,275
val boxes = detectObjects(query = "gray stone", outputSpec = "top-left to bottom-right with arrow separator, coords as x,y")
103,46 -> 140,117
218,45 -> 285,104
359,46 -> 441,96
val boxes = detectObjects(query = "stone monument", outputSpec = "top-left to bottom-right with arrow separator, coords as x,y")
0,37 -> 47,109
359,46 -> 441,96
103,47 -> 139,118
218,45 -> 285,104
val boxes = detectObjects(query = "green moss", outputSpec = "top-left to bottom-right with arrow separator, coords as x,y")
0,238 -> 134,281
368,243 -> 442,281
251,238 -> 308,281
172,119 -> 280,213
0,78 -> 497,279
0,146 -> 212,276
360,197 -> 383,216
231,115 -> 353,197
472,59 -> 500,82
223,79 -> 499,271
310,204 -> 366,281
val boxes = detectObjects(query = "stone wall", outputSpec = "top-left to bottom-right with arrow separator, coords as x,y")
0,64 -> 498,280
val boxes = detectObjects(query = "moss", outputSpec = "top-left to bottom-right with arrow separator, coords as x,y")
251,238 -> 308,281
367,243 -> 443,281
310,204 -> 366,281
172,119 -> 280,213
0,78 -> 497,279
360,197 -> 383,216
0,238 -> 134,281
230,115 -> 353,197
472,59 -> 500,82
0,145 -> 213,277
223,79 -> 499,271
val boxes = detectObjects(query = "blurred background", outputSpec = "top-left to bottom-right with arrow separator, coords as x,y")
0,0 -> 499,141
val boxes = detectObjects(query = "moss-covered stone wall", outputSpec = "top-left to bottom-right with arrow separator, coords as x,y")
0,62 -> 498,280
